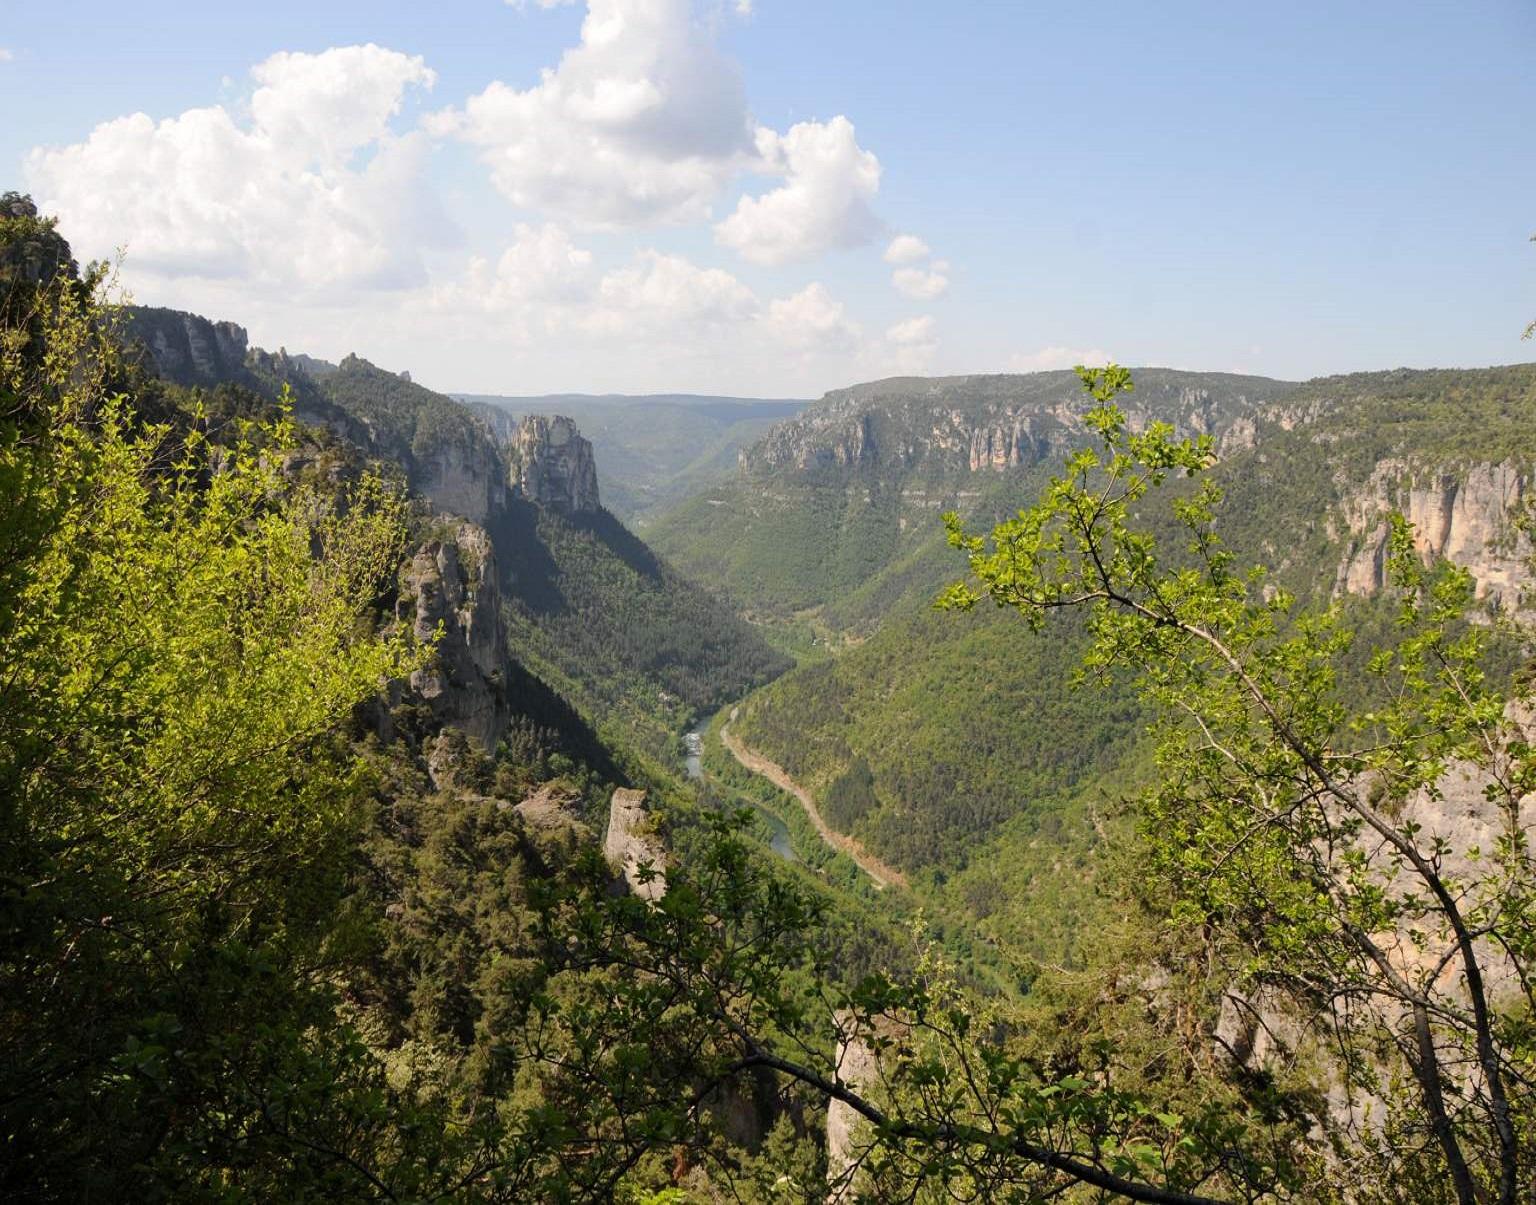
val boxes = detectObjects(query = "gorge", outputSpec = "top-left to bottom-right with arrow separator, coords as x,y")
9,189 -> 1536,1203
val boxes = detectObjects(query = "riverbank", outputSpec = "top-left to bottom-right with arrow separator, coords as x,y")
719,718 -> 908,891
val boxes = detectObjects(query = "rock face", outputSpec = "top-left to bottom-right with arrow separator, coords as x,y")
124,306 -> 250,387
1335,459 -> 1533,610
826,1010 -> 908,1200
0,192 -> 77,286
603,788 -> 667,902
743,370 -> 1293,478
510,415 -> 601,513
399,521 -> 507,755
417,435 -> 509,526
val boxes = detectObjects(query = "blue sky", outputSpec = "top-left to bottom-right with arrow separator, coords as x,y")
4,0 -> 1534,395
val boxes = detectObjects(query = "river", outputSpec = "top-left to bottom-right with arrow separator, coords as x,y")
685,723 -> 796,862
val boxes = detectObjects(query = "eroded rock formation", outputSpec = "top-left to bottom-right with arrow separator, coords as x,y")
826,1010 -> 909,1201
603,787 -> 667,902
124,306 -> 250,387
399,520 -> 507,757
1335,459 -> 1532,609
511,414 -> 601,513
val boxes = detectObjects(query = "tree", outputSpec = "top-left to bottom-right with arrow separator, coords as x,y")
938,364 -> 1536,1201
0,203 -> 430,1195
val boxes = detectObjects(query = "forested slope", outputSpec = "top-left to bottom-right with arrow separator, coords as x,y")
649,368 -> 1294,617
724,362 -> 1536,960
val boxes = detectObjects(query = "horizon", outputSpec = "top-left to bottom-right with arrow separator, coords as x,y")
6,1 -> 1534,395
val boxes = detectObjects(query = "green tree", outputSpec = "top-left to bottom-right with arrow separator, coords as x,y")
939,364 -> 1536,1202
0,208 -> 428,1195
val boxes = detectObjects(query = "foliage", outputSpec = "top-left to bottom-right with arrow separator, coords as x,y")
320,352 -> 492,467
0,246 -> 427,1194
942,364 -> 1536,1202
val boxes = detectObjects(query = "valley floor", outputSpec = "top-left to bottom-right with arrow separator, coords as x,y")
719,713 -> 908,889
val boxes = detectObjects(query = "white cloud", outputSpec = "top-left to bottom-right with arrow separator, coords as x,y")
0,49 -> 14,64
883,314 -> 938,373
434,224 -> 596,318
715,116 -> 881,265
762,281 -> 862,349
883,234 -> 929,265
590,249 -> 758,334
438,0 -> 756,228
26,44 -> 443,293
886,314 -> 935,346
409,239 -> 878,388
1008,345 -> 1113,372
884,236 -> 949,299
892,263 -> 949,300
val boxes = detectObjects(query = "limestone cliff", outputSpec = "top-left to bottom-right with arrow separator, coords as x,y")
398,520 -> 508,756
742,369 -> 1293,478
319,355 -> 511,525
603,787 -> 667,902
124,306 -> 251,387
1334,459 -> 1533,610
510,414 -> 601,513
416,434 -> 509,526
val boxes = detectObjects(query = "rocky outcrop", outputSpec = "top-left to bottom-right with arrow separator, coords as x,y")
510,415 -> 601,513
399,520 -> 507,757
743,370 -> 1293,478
603,788 -> 667,902
416,435 -> 509,526
124,306 -> 250,387
827,1011 -> 909,1201
1335,459 -> 1533,609
514,782 -> 587,834
0,192 -> 77,286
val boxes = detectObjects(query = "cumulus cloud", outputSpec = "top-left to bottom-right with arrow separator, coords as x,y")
431,233 -> 869,363
0,49 -> 14,64
883,234 -> 929,265
883,313 -> 938,373
437,0 -> 756,228
882,232 -> 949,299
762,282 -> 862,349
715,116 -> 882,265
434,224 -> 596,318
26,44 -> 443,293
589,249 -> 758,335
892,262 -> 949,300
1008,345 -> 1113,372
886,314 -> 935,346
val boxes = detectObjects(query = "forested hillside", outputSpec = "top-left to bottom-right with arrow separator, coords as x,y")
649,369 -> 1295,618
496,498 -> 791,759
721,362 -> 1536,961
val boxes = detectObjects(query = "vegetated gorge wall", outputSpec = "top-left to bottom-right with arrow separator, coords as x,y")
388,412 -> 606,765
745,366 -> 1536,614
123,306 -> 612,763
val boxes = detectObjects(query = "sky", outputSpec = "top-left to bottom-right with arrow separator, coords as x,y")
4,0 -> 1535,397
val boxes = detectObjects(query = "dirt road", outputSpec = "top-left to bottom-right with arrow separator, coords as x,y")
719,720 -> 907,891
